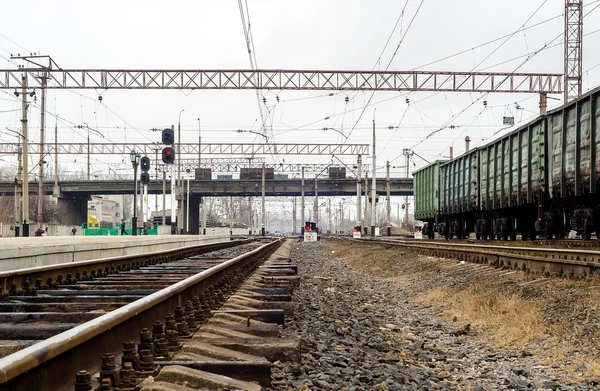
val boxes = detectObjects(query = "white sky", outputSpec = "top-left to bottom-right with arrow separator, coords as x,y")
1,0 -> 599,226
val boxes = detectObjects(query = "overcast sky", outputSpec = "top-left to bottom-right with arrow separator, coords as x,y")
1,0 -> 599,225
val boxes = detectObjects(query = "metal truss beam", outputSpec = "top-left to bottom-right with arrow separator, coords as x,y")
0,142 -> 369,156
0,68 -> 563,94
157,162 -> 370,173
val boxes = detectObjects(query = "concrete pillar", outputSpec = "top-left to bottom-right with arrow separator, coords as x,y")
58,195 -> 90,227
186,195 -> 201,234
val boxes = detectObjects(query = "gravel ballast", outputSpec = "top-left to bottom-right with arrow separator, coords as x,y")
270,241 -> 591,391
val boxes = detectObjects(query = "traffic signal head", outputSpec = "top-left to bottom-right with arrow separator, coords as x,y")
162,128 -> 175,145
140,172 -> 150,185
140,156 -> 150,172
305,222 -> 311,232
162,147 -> 175,164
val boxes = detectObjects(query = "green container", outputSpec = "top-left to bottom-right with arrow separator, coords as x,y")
440,149 -> 478,215
413,160 -> 447,221
548,87 -> 600,199
477,116 -> 546,211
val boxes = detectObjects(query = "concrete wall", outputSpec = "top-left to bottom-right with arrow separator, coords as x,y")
0,235 -> 230,272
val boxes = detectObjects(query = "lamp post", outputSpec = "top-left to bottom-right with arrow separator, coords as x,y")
185,168 -> 191,234
177,110 -> 185,234
130,150 -> 141,236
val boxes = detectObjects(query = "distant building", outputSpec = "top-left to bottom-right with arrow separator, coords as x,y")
87,195 -> 124,224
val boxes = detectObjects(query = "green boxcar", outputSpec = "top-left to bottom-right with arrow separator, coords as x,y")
478,118 -> 546,211
413,160 -> 447,237
440,149 -> 478,216
545,86 -> 600,238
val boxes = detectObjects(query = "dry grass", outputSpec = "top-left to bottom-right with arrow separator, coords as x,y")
325,239 -> 600,385
415,285 -> 545,347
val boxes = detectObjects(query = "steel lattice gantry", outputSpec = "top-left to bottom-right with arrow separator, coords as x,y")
564,0 -> 583,102
0,142 -> 369,156
0,68 -> 563,94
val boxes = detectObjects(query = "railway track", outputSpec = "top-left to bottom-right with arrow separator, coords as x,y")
388,235 -> 600,249
0,238 -> 299,391
352,237 -> 600,277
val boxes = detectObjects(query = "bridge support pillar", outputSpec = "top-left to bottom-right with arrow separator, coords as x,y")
57,195 -> 90,227
184,195 -> 201,235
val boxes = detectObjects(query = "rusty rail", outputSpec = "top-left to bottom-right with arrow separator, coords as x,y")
0,239 -> 280,391
352,238 -> 600,277
0,239 -> 252,295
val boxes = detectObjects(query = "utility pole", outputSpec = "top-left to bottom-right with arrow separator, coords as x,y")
14,134 -> 22,236
301,167 -> 305,233
248,197 -> 252,235
155,148 -> 159,218
170,125 -> 175,234
386,161 -> 391,236
327,198 -> 331,234
162,170 -> 166,227
339,201 -> 343,233
292,197 -> 297,234
87,130 -> 90,181
314,179 -> 319,228
37,74 -> 47,230
356,154 -> 362,231
53,120 -> 59,198
364,173 -> 369,236
261,163 -> 266,236
403,148 -> 414,229
371,119 -> 376,237
21,76 -> 30,237
201,197 -> 206,235
177,110 -> 184,234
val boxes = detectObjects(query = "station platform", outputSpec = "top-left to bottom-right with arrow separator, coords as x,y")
0,235 -> 231,272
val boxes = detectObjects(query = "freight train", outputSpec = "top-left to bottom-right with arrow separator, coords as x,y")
413,85 -> 600,241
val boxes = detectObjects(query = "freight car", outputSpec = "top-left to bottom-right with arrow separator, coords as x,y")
413,160 -> 447,239
413,85 -> 600,240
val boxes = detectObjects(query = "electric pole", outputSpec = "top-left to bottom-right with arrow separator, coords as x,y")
261,163 -> 266,236
403,148 -> 414,229
356,154 -> 362,232
386,160 -> 391,236
371,119 -> 376,237
301,166 -> 305,233
20,76 -> 30,237
37,73 -> 47,230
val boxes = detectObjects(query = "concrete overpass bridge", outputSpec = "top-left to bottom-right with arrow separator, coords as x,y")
0,178 -> 413,233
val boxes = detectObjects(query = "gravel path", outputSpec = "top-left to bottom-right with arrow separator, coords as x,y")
270,241 -> 590,391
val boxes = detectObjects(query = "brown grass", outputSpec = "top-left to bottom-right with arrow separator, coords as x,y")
415,285 -> 545,346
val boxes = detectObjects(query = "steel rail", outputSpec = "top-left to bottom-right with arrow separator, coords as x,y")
354,238 -> 600,277
0,239 -> 252,296
0,239 -> 281,391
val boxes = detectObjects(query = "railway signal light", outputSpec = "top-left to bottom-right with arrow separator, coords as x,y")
353,226 -> 360,232
162,147 -> 175,164
305,222 -> 311,232
310,222 -> 317,231
162,128 -> 175,145
140,172 -> 150,185
140,156 -> 150,172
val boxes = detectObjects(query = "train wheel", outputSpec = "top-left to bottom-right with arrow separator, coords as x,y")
584,228 -> 592,241
557,210 -> 567,240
